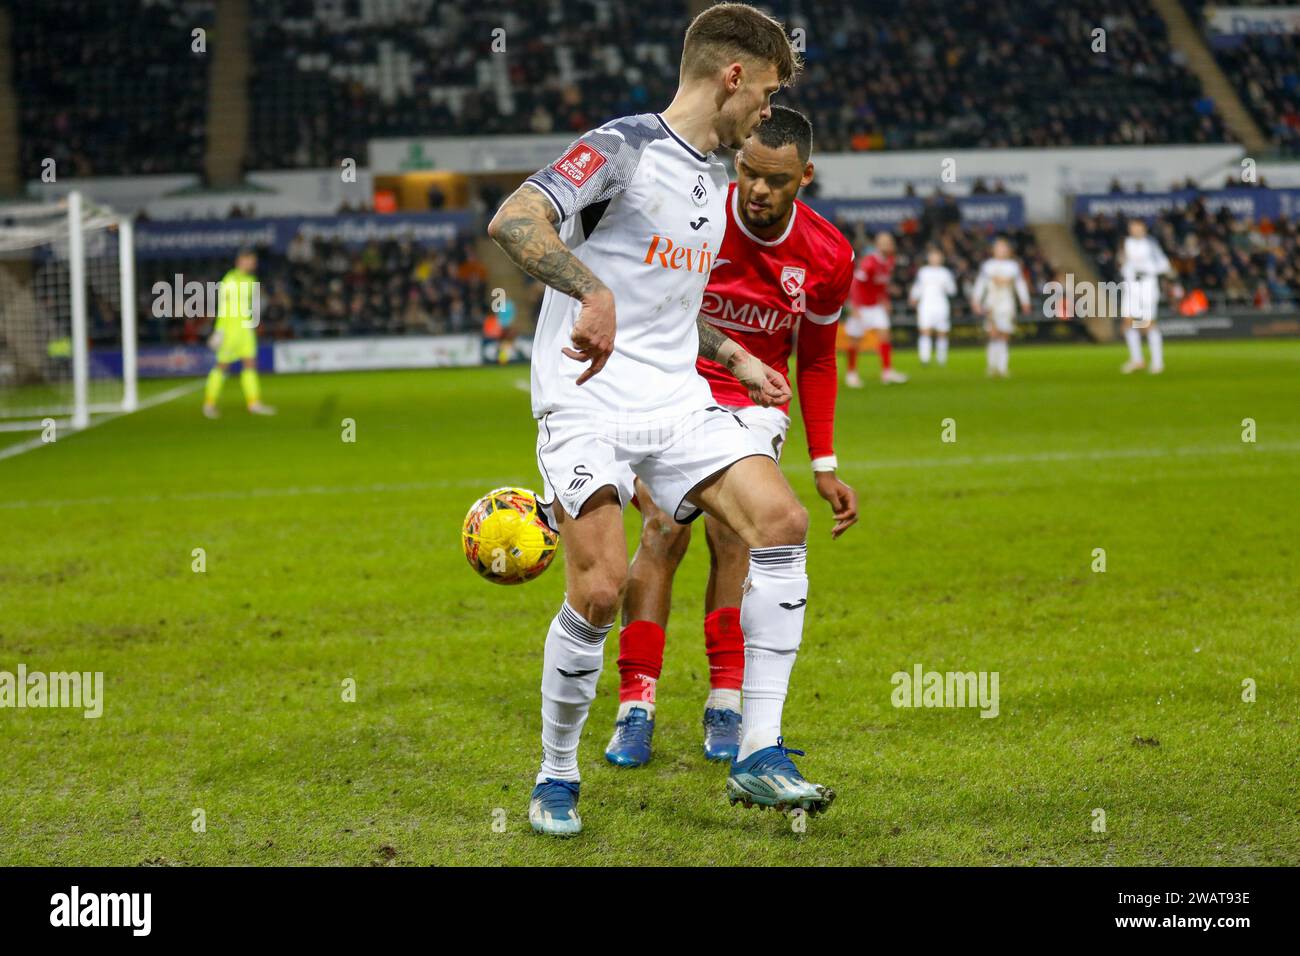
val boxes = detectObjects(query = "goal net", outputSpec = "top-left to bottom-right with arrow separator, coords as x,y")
0,191 -> 137,432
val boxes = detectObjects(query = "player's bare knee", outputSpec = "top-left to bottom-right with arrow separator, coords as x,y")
753,499 -> 808,547
575,571 -> 625,626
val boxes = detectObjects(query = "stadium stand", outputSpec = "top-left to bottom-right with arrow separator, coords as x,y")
1075,193 -> 1300,309
13,0 -> 214,176
1183,0 -> 1300,156
245,0 -> 686,170
134,232 -> 492,345
771,0 -> 1228,151
817,192 -> 1055,318
123,197 -> 1045,345
238,0 -> 1230,169
8,0 -> 1244,177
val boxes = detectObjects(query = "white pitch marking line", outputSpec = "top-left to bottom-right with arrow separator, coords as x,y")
0,477 -> 500,510
0,381 -> 203,464
835,441 -> 1300,472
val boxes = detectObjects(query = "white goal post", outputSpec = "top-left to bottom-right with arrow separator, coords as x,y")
0,190 -> 137,432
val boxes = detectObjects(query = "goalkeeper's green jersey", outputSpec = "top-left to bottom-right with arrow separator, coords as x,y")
215,268 -> 257,332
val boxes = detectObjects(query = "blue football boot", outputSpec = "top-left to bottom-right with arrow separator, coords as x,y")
702,707 -> 742,762
528,778 -> 582,837
604,706 -> 655,767
726,737 -> 836,815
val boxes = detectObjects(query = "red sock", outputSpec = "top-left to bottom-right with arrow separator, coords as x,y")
704,607 -> 744,691
617,620 -> 665,704
846,348 -> 858,372
878,340 -> 893,370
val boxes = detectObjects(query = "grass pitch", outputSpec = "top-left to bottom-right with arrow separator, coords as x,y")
1,340 -> 1297,866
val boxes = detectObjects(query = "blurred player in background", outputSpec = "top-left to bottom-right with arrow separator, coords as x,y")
844,231 -> 906,386
909,246 -> 958,367
203,248 -> 274,418
1119,218 -> 1177,375
971,237 -> 1030,378
606,106 -> 858,768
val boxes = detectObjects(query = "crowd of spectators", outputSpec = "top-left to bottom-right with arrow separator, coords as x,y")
242,0 -> 1230,170
1075,194 -> 1299,309
128,192 -> 1052,346
773,0 -> 1226,151
138,233 -> 493,344
12,0 -> 1250,176
829,198 -> 1056,320
245,0 -> 684,169
13,0 -> 212,177
1207,35 -> 1300,157
1182,0 -> 1300,156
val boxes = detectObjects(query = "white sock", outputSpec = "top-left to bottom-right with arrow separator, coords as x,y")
538,601 -> 611,783
918,333 -> 932,364
616,699 -> 654,720
936,336 -> 948,366
986,340 -> 997,372
1125,327 -> 1143,364
705,688 -> 741,713
1147,327 -> 1163,369
738,544 -> 807,760
998,339 -> 1009,374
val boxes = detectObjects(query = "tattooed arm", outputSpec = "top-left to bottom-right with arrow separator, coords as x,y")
488,184 -> 615,385
697,316 -> 791,407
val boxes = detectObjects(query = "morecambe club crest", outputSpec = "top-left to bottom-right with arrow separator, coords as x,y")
780,265 -> 806,298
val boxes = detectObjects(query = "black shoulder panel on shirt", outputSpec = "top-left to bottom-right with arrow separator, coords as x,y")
580,198 -> 612,239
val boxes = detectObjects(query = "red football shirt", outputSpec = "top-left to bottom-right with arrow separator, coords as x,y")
695,183 -> 854,460
849,250 -> 894,307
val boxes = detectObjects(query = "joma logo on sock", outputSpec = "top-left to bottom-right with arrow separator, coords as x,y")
50,886 -> 151,936
891,664 -> 999,718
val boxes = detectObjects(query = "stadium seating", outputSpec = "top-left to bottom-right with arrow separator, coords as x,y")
125,201 -> 1041,345
134,233 -> 492,345
1075,194 -> 1299,309
826,208 -> 1055,318
770,0 -> 1227,151
13,0 -> 213,176
1183,0 -> 1300,156
11,0 -> 1240,176
242,0 -> 1229,167
245,0 -> 685,170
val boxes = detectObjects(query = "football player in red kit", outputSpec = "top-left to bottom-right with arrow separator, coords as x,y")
605,106 -> 859,767
845,232 -> 907,386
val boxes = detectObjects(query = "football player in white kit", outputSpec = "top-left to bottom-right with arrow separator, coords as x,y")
1119,219 -> 1176,375
971,237 -> 1031,378
488,4 -> 835,837
909,246 -> 958,367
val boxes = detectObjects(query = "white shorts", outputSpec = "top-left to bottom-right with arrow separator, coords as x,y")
535,403 -> 774,526
845,305 -> 889,337
730,403 -> 790,461
1122,278 -> 1160,324
986,308 -> 1016,335
917,305 -> 950,333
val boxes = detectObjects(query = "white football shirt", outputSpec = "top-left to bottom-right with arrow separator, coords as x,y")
1121,236 -> 1170,282
910,264 -> 957,311
972,258 -> 1030,311
525,113 -> 730,419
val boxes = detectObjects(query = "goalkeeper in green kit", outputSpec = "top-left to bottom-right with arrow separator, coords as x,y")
203,248 -> 275,418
